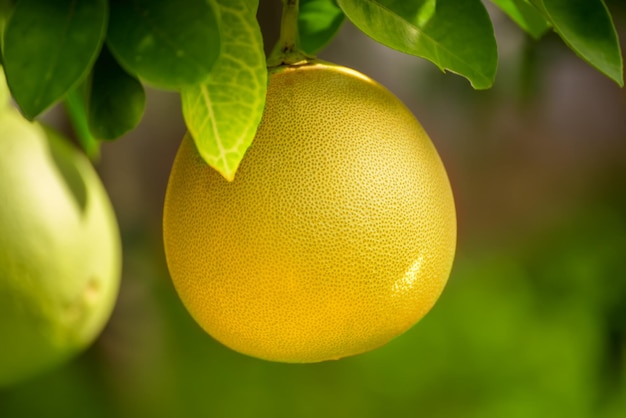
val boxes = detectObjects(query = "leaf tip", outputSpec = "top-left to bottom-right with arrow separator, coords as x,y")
217,166 -> 237,183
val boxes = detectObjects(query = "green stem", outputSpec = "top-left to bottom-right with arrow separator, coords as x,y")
268,0 -> 312,67
64,89 -> 100,161
0,66 -> 9,109
280,0 -> 299,54
0,0 -> 13,58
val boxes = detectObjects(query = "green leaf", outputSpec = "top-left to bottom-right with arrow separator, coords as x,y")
532,0 -> 623,86
87,47 -> 146,140
336,0 -> 497,89
490,0 -> 551,39
299,0 -> 346,55
64,87 -> 100,160
181,0 -> 267,181
2,0 -> 107,119
107,0 -> 220,90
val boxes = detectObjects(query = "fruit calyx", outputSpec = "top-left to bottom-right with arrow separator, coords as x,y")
267,57 -> 323,74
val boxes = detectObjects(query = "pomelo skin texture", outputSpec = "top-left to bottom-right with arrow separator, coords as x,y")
163,61 -> 456,363
0,106 -> 121,386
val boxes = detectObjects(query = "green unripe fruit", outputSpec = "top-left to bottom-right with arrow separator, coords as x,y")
0,105 -> 121,387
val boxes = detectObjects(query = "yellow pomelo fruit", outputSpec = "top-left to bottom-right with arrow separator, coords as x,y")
163,62 -> 456,363
0,106 -> 122,386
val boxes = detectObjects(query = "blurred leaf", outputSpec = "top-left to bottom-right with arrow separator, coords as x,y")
490,0 -> 551,39
299,0 -> 345,55
88,47 -> 145,141
181,0 -> 267,182
2,0 -> 107,119
336,0 -> 497,89
531,0 -> 623,86
107,0 -> 220,90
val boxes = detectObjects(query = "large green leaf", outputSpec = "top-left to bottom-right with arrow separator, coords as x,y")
88,47 -> 146,141
2,0 -> 107,119
107,0 -> 220,90
490,0 -> 551,39
299,0 -> 346,55
532,0 -> 623,86
181,0 -> 267,181
336,0 -> 497,89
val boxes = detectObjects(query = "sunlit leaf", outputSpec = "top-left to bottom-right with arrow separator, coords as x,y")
531,0 -> 623,86
336,0 -> 497,89
490,0 -> 551,39
107,0 -> 220,90
2,0 -> 107,119
299,0 -> 345,55
181,0 -> 267,181
88,47 -> 145,140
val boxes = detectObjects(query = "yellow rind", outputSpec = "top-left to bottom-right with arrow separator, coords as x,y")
164,63 -> 456,362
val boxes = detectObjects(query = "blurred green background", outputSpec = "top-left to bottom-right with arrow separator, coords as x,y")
2,2 -> 626,417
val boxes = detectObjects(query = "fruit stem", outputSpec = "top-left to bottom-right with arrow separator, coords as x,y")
267,0 -> 312,68
279,0 -> 299,54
